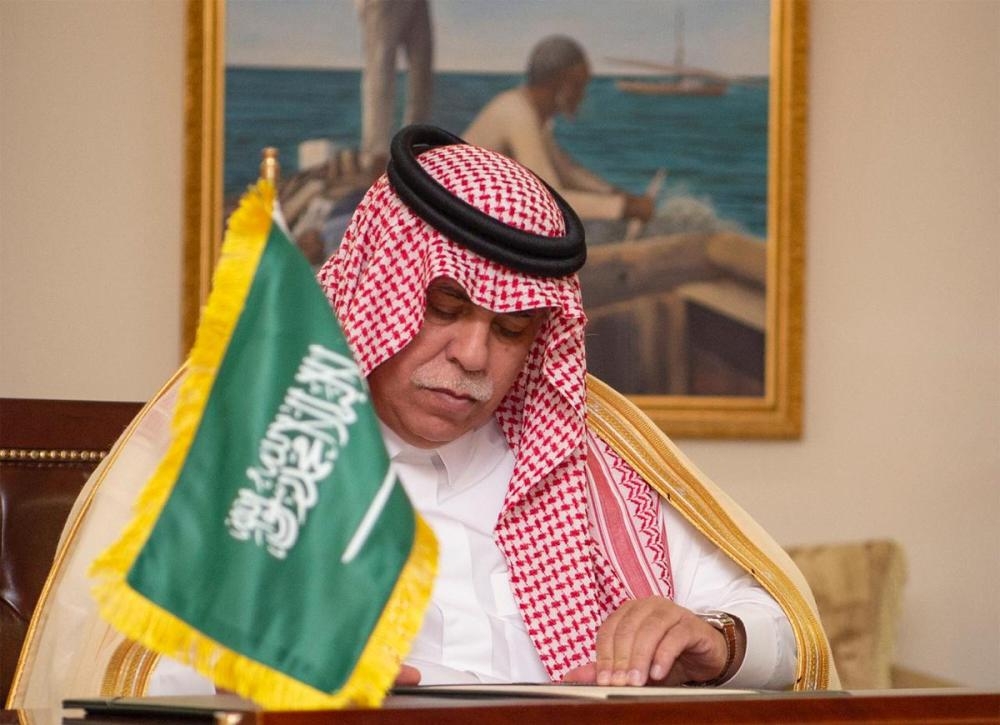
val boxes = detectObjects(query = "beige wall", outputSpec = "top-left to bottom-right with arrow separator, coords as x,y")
0,0 -> 183,401
1,0 -> 997,689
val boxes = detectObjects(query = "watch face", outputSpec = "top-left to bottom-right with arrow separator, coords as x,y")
699,611 -> 733,629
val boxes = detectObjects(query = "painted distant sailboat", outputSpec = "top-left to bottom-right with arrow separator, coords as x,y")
610,9 -> 729,97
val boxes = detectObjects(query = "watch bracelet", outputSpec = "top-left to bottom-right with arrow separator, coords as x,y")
690,611 -> 738,686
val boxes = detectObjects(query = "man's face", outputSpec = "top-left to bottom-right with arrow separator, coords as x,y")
367,278 -> 547,448
555,62 -> 591,119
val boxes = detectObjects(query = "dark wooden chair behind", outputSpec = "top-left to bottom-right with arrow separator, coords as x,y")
0,397 -> 143,704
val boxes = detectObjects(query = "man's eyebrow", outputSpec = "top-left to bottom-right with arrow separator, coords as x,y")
506,309 -> 545,319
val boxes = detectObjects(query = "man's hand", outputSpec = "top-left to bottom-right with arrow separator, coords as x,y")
561,597 -> 737,687
394,664 -> 422,686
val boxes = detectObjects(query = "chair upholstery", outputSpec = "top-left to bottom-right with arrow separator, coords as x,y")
786,539 -> 908,689
0,397 -> 142,704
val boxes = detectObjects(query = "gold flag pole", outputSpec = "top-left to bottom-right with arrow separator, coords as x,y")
259,147 -> 280,185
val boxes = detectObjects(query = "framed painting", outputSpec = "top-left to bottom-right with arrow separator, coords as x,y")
183,0 -> 808,438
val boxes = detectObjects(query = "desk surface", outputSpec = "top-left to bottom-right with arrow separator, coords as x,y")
269,690 -> 998,725
15,688 -> 996,725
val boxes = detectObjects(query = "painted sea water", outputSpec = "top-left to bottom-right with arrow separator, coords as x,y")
225,67 -> 769,238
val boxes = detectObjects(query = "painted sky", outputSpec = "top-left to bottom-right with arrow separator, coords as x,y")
226,0 -> 771,76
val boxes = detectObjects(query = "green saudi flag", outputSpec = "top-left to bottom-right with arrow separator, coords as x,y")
91,181 -> 436,709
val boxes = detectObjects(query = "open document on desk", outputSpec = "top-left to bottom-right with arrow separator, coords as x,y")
63,685 -> 758,719
392,683 -> 758,700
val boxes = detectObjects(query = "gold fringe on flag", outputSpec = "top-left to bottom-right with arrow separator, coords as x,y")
90,181 -> 437,709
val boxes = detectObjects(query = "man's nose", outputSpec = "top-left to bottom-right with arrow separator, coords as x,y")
446,318 -> 491,372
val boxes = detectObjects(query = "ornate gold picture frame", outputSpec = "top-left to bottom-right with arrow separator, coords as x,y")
183,0 -> 808,439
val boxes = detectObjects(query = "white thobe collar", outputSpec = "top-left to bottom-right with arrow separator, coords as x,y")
379,419 -> 510,504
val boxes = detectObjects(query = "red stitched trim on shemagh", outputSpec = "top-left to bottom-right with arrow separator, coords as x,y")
318,142 -> 671,680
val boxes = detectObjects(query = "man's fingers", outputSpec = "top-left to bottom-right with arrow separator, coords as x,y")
626,606 -> 684,685
608,604 -> 644,686
560,662 -> 597,684
596,597 -> 685,687
648,624 -> 691,684
394,664 -> 421,686
594,605 -> 624,685
653,616 -> 730,685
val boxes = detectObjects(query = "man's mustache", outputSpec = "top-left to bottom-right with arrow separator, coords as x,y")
411,363 -> 494,402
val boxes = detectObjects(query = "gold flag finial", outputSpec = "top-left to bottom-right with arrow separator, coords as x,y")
259,147 -> 280,185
